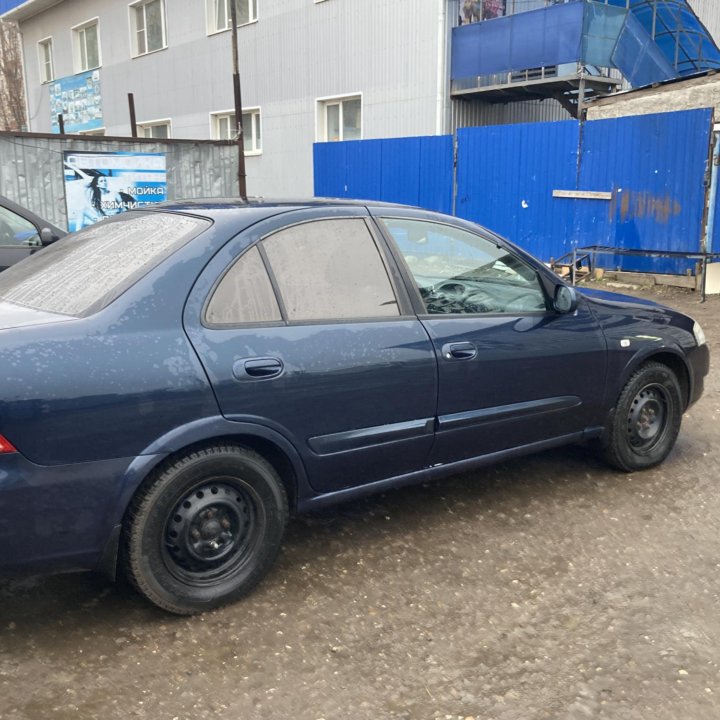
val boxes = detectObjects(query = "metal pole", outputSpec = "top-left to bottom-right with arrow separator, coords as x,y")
576,75 -> 586,120
57,114 -> 65,134
229,0 -> 248,200
128,93 -> 138,138
700,130 -> 720,302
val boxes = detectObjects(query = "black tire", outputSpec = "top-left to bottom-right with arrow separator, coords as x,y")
122,444 -> 288,615
604,361 -> 683,472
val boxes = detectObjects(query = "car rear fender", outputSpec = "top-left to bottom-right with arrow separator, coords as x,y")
108,415 -> 311,528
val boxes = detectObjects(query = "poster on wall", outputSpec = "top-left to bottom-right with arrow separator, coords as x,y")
50,70 -> 103,134
63,151 -> 167,232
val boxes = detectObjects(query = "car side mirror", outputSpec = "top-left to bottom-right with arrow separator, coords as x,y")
40,227 -> 58,246
554,284 -> 578,314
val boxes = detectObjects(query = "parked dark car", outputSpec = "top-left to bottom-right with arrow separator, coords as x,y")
0,195 -> 66,271
0,200 -> 709,614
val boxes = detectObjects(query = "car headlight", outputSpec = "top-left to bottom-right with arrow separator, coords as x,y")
693,321 -> 706,347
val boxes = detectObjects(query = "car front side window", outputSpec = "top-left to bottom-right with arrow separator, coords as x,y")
381,218 -> 547,315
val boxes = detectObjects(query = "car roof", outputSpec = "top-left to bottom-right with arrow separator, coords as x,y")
150,197 -> 415,213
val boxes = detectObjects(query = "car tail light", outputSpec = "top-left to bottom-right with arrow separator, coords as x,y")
0,435 -> 17,453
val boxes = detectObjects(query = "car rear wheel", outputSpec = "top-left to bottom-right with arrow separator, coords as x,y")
604,361 -> 683,472
122,445 -> 288,615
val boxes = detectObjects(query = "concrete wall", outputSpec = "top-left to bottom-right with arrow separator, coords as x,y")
16,0 -> 452,197
585,73 -> 720,121
0,132 -> 237,230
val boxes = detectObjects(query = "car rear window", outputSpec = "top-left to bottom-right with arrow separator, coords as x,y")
0,211 -> 210,317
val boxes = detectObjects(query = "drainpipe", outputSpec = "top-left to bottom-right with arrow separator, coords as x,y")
703,126 -> 720,256
699,124 -> 720,301
435,0 -> 448,135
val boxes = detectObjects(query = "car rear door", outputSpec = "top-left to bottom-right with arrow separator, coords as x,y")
184,207 -> 438,494
374,211 -> 608,466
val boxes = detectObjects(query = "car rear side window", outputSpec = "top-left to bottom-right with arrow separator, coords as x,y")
262,218 -> 400,322
205,246 -> 282,325
0,211 -> 210,317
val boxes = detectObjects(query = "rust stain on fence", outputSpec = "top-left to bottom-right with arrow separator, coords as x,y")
611,189 -> 682,224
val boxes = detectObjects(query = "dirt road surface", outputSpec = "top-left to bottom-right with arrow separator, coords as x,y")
1,284 -> 718,720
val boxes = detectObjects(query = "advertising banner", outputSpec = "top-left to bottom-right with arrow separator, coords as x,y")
63,151 -> 167,232
461,0 -> 506,23
50,70 -> 103,134
483,0 -> 506,20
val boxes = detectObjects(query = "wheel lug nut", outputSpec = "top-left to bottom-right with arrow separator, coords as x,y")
191,529 -> 201,540
221,519 -> 230,529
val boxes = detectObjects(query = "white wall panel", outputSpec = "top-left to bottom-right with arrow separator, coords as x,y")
18,0 -> 448,197
688,0 -> 720,44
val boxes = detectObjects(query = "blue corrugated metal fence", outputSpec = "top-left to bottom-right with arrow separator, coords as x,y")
575,109 -> 712,273
314,108 -> 713,274
455,120 -> 580,261
313,135 -> 453,215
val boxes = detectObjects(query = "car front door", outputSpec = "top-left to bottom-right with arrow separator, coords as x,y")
184,208 -> 438,494
375,213 -> 608,466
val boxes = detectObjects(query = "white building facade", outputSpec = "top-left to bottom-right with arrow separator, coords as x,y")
4,0 -> 720,197
6,0 -> 456,197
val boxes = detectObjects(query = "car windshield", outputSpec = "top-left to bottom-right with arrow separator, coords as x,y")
0,211 -> 210,317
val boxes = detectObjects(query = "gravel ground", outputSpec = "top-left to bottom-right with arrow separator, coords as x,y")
0,284 -> 718,720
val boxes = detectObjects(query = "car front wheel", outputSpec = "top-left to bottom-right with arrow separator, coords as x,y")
604,361 -> 683,472
122,445 -> 288,615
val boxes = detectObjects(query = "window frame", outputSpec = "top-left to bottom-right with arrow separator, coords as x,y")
210,107 -> 262,155
316,93 -> 362,142
137,118 -> 172,138
202,217 -> 412,329
377,216 -> 551,318
205,0 -> 258,35
37,37 -> 54,84
71,18 -> 102,73
129,0 -> 168,58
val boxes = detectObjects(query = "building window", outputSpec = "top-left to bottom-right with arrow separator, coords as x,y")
38,38 -> 54,83
72,19 -> 101,73
138,120 -> 171,138
317,95 -> 361,142
211,108 -> 262,154
207,0 -> 257,34
130,0 -> 167,56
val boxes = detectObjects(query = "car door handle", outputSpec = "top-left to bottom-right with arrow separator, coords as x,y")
233,357 -> 284,380
441,342 -> 477,361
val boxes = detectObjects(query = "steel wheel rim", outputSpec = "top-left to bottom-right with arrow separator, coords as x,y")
162,479 -> 262,586
626,383 -> 670,453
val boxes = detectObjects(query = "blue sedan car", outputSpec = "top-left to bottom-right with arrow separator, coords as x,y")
0,200 -> 709,614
